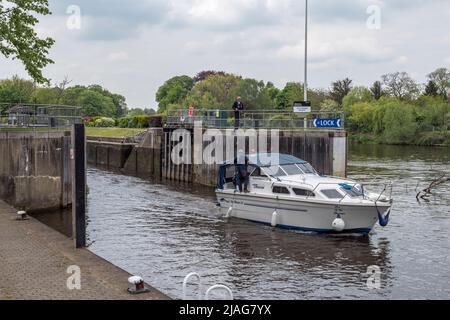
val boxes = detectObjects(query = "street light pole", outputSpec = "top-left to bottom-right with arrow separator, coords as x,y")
304,0 -> 308,102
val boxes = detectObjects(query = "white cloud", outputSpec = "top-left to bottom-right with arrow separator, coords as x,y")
107,52 -> 129,62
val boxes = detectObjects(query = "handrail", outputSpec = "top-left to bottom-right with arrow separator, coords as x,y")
166,109 -> 345,130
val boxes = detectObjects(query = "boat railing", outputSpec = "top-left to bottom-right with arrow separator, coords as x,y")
307,181 -> 394,202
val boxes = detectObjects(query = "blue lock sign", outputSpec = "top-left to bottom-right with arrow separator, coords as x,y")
313,118 -> 342,128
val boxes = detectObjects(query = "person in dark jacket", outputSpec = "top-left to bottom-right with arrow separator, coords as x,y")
235,152 -> 249,193
232,96 -> 244,129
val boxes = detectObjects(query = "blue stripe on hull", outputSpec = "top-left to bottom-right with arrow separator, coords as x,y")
247,219 -> 372,235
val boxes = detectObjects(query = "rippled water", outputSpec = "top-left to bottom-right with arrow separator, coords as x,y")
86,145 -> 450,300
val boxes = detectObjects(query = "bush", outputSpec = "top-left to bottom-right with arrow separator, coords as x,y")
94,117 -> 116,128
117,116 -> 163,128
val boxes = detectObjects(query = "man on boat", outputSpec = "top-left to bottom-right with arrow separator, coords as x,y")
232,96 -> 244,129
236,152 -> 250,193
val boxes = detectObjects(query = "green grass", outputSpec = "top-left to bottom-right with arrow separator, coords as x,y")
86,127 -> 146,138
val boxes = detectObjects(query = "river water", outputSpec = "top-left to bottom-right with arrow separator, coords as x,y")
84,144 -> 449,300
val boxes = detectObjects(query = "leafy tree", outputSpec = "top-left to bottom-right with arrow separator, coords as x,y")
330,78 -> 353,106
231,78 -> 275,111
0,76 -> 36,111
427,68 -> 450,98
424,80 -> 439,96
347,102 -> 377,133
193,70 -> 228,83
381,72 -> 419,100
76,90 -> 115,117
186,74 -> 241,110
415,95 -> 449,131
88,84 -> 127,117
156,75 -> 194,113
128,108 -> 146,116
30,87 -> 59,104
370,81 -> 383,100
0,0 -> 55,83
320,99 -> 339,112
382,101 -> 418,144
343,87 -> 373,112
276,82 -> 302,110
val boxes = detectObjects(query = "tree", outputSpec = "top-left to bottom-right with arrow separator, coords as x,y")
88,84 -> 127,117
320,99 -> 339,112
381,72 -> 419,100
186,74 -> 241,110
0,76 -> 36,110
370,81 -> 383,100
128,108 -> 146,116
330,78 -> 353,106
230,79 -> 275,111
156,75 -> 194,113
193,70 -> 228,83
0,0 -> 55,83
343,87 -> 373,111
275,82 -> 304,110
76,90 -> 116,117
424,80 -> 439,97
427,68 -> 450,98
382,102 -> 418,144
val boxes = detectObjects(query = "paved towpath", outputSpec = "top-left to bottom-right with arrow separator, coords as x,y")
0,200 -> 170,300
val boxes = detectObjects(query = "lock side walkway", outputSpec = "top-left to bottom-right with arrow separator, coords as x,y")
0,200 -> 170,300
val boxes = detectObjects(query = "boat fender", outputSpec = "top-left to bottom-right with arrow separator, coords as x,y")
271,211 -> 278,227
377,208 -> 391,227
225,207 -> 233,219
332,217 -> 346,232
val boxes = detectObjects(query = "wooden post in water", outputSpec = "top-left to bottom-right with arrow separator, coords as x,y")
72,124 -> 86,248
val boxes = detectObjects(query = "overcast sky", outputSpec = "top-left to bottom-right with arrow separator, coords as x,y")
1,0 -> 449,108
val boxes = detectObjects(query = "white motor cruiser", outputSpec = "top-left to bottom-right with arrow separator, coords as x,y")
216,153 -> 393,234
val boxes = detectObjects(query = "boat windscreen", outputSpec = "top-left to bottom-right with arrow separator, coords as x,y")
296,163 -> 317,174
262,165 -> 287,177
281,164 -> 303,175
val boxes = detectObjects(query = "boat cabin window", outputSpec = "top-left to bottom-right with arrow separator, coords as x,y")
262,166 -> 287,177
273,186 -> 290,195
293,188 -> 315,197
281,164 -> 303,175
321,189 -> 344,199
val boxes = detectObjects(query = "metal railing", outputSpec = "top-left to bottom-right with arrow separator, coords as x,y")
166,109 -> 345,130
0,103 -> 82,130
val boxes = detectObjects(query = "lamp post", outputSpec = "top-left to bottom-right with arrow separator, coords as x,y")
304,0 -> 309,102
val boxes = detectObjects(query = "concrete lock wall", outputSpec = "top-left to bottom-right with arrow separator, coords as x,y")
0,131 -> 72,211
86,128 -> 347,188
87,128 -> 163,179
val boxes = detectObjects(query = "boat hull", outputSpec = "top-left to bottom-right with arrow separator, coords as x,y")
216,191 -> 390,234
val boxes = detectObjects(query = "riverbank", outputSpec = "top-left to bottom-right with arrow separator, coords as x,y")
349,131 -> 450,147
0,200 -> 170,300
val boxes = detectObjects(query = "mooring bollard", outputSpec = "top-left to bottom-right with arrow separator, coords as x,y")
16,211 -> 29,221
127,276 -> 150,295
